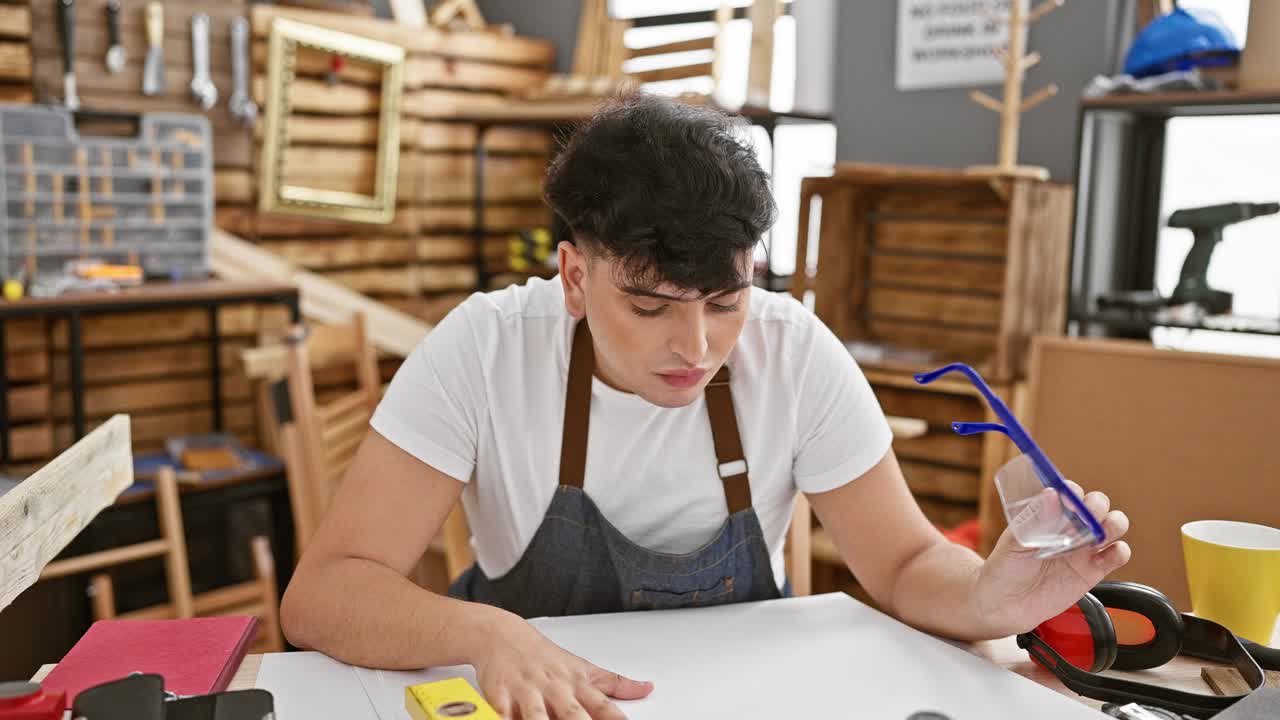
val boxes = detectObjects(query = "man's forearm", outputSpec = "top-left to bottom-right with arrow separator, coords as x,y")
280,556 -> 510,670
884,540 -> 1010,642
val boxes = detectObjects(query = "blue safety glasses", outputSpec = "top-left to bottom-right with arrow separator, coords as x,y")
914,363 -> 1106,558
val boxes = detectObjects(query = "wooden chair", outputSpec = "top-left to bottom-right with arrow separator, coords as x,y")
246,314 -> 474,586
39,466 -> 285,653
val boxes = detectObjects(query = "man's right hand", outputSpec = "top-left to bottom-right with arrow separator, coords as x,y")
468,610 -> 653,720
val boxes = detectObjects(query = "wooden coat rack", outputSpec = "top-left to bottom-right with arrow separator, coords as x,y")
966,0 -> 1065,182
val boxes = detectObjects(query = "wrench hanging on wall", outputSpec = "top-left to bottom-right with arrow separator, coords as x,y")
57,0 -> 79,110
189,14 -> 217,109
104,0 -> 124,74
228,17 -> 257,126
141,1 -> 165,96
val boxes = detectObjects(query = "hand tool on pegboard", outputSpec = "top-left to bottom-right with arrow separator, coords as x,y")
229,18 -> 257,127
142,1 -> 165,96
104,0 -> 124,74
190,14 -> 218,110
57,0 -> 79,110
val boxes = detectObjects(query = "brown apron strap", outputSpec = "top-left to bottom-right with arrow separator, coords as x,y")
559,320 -> 594,489
705,367 -> 752,514
557,320 -> 752,511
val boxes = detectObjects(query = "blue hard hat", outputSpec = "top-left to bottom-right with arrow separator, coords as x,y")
1123,7 -> 1240,78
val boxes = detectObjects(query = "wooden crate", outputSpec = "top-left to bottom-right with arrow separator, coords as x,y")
792,163 -> 1073,382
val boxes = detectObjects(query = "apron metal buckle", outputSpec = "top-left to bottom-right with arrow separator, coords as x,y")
718,459 -> 748,478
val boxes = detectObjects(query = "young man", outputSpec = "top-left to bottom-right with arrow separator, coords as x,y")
280,95 -> 1131,720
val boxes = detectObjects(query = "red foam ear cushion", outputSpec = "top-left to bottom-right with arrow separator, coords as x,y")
1033,594 -> 1116,673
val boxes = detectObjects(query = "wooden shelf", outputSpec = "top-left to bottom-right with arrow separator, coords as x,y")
1080,88 -> 1280,117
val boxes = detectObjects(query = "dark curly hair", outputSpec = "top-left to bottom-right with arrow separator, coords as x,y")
543,94 -> 777,296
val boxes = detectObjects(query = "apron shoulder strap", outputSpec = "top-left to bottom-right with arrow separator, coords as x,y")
559,320 -> 753,513
559,320 -> 593,489
705,367 -> 752,514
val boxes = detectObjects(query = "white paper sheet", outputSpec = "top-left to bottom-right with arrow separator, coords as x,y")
256,651 -> 379,719
263,594 -> 1105,720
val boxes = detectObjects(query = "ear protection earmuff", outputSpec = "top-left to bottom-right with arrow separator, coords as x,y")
1019,581 -> 1279,719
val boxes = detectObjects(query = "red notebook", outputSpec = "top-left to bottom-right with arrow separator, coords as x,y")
41,616 -> 258,706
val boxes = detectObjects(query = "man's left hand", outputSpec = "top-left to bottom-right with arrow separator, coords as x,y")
974,480 -> 1131,636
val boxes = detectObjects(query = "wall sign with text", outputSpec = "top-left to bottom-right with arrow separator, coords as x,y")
896,0 -> 1010,91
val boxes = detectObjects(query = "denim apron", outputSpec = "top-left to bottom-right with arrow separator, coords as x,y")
448,320 -> 782,618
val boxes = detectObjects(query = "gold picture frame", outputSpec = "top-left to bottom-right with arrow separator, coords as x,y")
258,18 -> 404,224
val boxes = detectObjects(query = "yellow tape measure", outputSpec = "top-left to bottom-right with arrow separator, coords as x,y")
405,678 -> 500,720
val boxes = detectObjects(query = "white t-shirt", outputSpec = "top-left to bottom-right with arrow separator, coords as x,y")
371,276 -> 893,588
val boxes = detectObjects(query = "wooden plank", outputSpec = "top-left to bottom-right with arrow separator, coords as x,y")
210,229 -> 432,357
50,341 -> 250,385
869,254 -> 1005,295
0,83 -> 31,103
418,264 -> 480,292
51,376 -> 252,419
250,5 -> 555,67
873,220 -> 1008,258
1201,667 -> 1280,695
252,76 -> 378,115
873,386 -> 984,427
4,319 -> 45,353
254,115 -> 552,153
323,267 -> 417,296
6,350 -> 49,383
237,207 -> 418,237
630,62 -> 713,85
49,306 -> 286,350
258,45 -> 550,92
867,287 -> 1003,328
54,403 -> 255,451
992,181 -> 1072,380
808,185 -> 855,334
628,35 -> 715,59
416,234 -> 506,262
0,415 -> 131,611
419,205 -> 552,232
404,56 -> 550,93
216,170 -> 254,205
867,318 -> 996,364
873,186 -> 1007,221
322,264 -> 478,294
0,5 -> 30,38
9,422 -> 53,461
7,384 -> 49,422
257,236 -> 415,269
892,430 -> 983,468
415,123 -> 551,153
377,293 -> 469,325
279,148 -> 546,190
0,40 -> 28,80
402,87 -> 507,119
900,460 -> 980,502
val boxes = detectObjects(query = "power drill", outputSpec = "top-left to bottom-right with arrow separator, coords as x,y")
1166,202 -> 1279,315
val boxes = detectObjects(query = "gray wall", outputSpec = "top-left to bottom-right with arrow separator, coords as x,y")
475,0 -> 583,72
834,1 -> 1128,181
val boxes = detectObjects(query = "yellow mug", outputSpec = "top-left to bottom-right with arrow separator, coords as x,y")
1182,520 -> 1280,645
